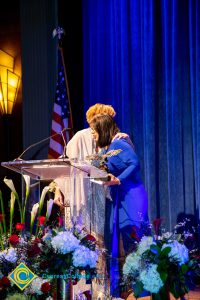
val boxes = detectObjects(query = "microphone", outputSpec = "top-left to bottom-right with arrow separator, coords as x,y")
14,128 -> 71,161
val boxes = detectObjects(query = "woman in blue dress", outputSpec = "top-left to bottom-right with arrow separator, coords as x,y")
90,114 -> 149,297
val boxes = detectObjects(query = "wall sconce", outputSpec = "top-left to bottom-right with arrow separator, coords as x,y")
0,49 -> 20,115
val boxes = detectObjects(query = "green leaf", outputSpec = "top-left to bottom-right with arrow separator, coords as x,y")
159,246 -> 171,258
133,281 -> 144,297
180,263 -> 188,274
159,272 -> 168,283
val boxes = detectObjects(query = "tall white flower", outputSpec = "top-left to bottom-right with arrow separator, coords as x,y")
38,186 -> 50,215
3,178 -> 17,195
22,175 -> 30,199
46,199 -> 54,220
4,177 -> 22,223
30,203 -> 39,234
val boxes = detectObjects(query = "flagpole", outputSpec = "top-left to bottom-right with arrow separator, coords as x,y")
59,45 -> 74,137
52,27 -> 74,300
55,27 -> 74,137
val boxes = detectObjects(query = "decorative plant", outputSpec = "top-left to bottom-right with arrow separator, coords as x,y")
0,177 -> 100,300
123,219 -> 200,300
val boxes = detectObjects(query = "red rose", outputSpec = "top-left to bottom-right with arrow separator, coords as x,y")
0,214 -> 4,222
33,237 -> 41,244
57,216 -> 63,227
130,226 -> 139,241
85,234 -> 96,242
38,216 -> 46,226
9,234 -> 19,246
0,276 -> 10,287
27,243 -> 41,257
40,260 -> 49,270
53,291 -> 57,300
41,281 -> 51,293
15,222 -> 25,231
153,218 -> 163,236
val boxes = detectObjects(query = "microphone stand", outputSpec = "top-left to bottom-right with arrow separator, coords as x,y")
14,128 -> 71,161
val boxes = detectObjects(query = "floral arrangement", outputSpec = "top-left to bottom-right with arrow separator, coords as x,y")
123,219 -> 200,300
0,176 -> 99,300
86,149 -> 122,171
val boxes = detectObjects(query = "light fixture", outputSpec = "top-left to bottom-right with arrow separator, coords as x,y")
0,49 -> 20,114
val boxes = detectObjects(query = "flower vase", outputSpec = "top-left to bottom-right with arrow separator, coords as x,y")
57,278 -> 73,300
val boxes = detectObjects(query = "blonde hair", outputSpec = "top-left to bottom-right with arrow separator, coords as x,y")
86,103 -> 116,124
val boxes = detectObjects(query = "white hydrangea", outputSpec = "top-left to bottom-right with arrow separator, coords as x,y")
0,248 -> 18,263
137,236 -> 154,255
42,231 -> 52,242
25,277 -> 49,295
51,231 -> 80,254
73,245 -> 98,268
139,264 -> 163,293
162,240 -> 189,265
123,252 -> 141,276
18,237 -> 28,246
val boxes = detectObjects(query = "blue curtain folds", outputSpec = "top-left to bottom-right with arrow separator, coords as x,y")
82,0 -> 200,230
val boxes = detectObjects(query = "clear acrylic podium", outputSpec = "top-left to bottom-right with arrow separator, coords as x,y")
1,158 -> 107,181
1,158 -> 108,300
1,157 -> 108,230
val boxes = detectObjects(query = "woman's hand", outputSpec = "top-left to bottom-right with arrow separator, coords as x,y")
103,173 -> 121,186
53,187 -> 65,207
113,132 -> 134,149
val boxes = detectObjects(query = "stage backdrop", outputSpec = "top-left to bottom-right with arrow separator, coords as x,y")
82,0 -> 200,230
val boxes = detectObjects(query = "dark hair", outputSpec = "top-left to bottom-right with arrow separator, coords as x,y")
90,114 -> 120,148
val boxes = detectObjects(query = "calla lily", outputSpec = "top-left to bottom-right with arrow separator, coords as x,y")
46,199 -> 54,220
38,186 -> 50,216
4,178 -> 22,223
22,175 -> 31,223
10,192 -> 16,235
35,186 -> 50,236
4,178 -> 17,195
30,203 -> 39,235
22,175 -> 30,199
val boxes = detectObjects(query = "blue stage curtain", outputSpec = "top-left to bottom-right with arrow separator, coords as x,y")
82,0 -> 200,230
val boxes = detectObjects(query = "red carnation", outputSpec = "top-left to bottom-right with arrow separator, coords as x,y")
38,216 -> 46,226
9,234 -> 19,246
15,222 -> 25,231
0,214 -> 4,222
41,281 -> 51,293
0,276 -> 10,287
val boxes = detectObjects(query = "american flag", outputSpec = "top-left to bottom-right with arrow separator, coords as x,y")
48,47 -> 73,159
